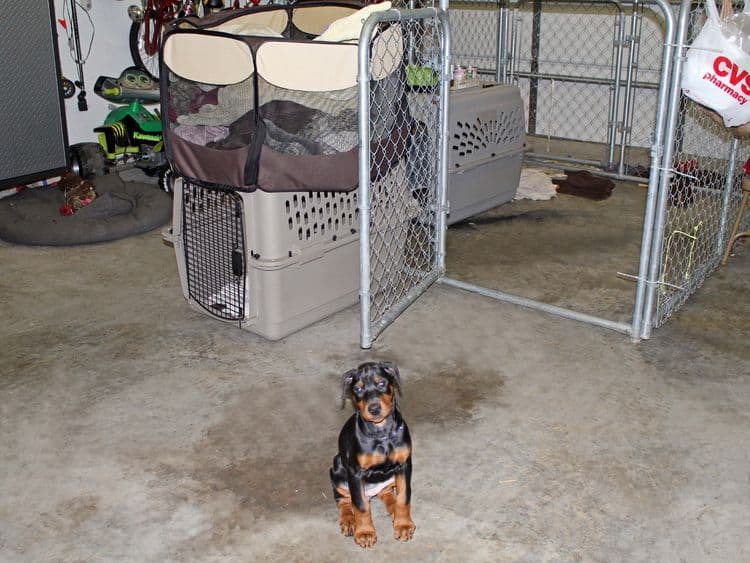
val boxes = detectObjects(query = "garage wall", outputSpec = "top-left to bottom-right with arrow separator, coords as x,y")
53,0 -> 133,145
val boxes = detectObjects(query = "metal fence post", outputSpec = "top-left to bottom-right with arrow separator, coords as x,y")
628,0 -> 676,339
639,0 -> 692,340
617,1 -> 642,176
438,7 -> 451,272
496,2 -> 509,83
607,8 -> 627,170
358,18 -> 374,349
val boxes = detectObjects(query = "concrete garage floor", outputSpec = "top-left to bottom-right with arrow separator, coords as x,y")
447,177 -> 649,322
1,178 -> 749,561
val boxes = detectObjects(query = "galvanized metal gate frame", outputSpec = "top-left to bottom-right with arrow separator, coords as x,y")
358,7 -> 452,348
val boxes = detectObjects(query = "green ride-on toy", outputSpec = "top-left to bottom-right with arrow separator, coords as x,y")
69,67 -> 167,181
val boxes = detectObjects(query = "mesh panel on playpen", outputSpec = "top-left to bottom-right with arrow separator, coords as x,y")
161,3 -> 407,193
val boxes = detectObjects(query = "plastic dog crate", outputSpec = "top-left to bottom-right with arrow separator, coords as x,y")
447,84 -> 526,224
165,162 -> 417,340
166,176 -> 360,340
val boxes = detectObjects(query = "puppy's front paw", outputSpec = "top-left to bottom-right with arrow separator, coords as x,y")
339,514 -> 354,536
354,527 -> 377,548
393,518 -> 416,541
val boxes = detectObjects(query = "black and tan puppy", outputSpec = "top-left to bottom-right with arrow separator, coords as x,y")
330,361 -> 415,548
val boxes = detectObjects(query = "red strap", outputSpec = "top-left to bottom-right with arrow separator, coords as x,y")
144,0 -> 178,57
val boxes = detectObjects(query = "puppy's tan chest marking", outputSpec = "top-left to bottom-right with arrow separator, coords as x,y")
357,452 -> 387,469
388,446 -> 411,464
357,446 -> 411,469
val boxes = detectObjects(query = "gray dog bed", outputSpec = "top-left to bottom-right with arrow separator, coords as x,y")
0,174 -> 171,246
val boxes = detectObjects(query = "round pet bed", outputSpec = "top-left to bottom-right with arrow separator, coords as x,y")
0,174 -> 171,246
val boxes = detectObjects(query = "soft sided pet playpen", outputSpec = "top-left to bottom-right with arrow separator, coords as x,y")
161,1 -> 412,339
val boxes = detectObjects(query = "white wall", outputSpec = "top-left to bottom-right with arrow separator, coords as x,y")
53,0 -> 134,144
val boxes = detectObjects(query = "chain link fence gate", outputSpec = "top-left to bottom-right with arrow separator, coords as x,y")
442,0 -> 634,173
443,1 -> 504,80
358,8 -> 450,349
640,0 -> 750,338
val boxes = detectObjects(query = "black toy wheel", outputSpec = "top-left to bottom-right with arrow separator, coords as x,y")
69,142 -> 107,179
61,77 -> 75,99
129,20 -> 160,82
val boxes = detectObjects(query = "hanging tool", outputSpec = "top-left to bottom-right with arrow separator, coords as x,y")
69,0 -> 88,111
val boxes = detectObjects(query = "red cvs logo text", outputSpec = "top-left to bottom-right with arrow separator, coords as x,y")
713,55 -> 750,95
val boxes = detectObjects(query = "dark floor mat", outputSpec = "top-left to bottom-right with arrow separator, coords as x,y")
556,171 -> 615,201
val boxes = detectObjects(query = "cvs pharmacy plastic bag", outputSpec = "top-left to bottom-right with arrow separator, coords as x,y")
682,0 -> 750,127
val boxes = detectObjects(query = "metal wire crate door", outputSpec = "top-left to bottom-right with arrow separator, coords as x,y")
358,8 -> 451,348
181,180 -> 247,322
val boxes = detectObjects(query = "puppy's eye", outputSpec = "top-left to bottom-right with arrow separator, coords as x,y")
353,386 -> 364,395
377,380 -> 387,390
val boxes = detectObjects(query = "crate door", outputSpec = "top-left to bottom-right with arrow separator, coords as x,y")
181,181 -> 247,322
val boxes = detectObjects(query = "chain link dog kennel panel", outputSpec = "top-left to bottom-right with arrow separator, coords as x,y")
359,8 -> 451,348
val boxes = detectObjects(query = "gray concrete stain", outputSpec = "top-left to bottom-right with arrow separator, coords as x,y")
401,365 -> 506,425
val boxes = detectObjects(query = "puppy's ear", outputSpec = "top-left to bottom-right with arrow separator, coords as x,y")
340,368 -> 358,407
380,361 -> 402,395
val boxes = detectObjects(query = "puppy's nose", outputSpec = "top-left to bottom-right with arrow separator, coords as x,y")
367,403 -> 382,416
